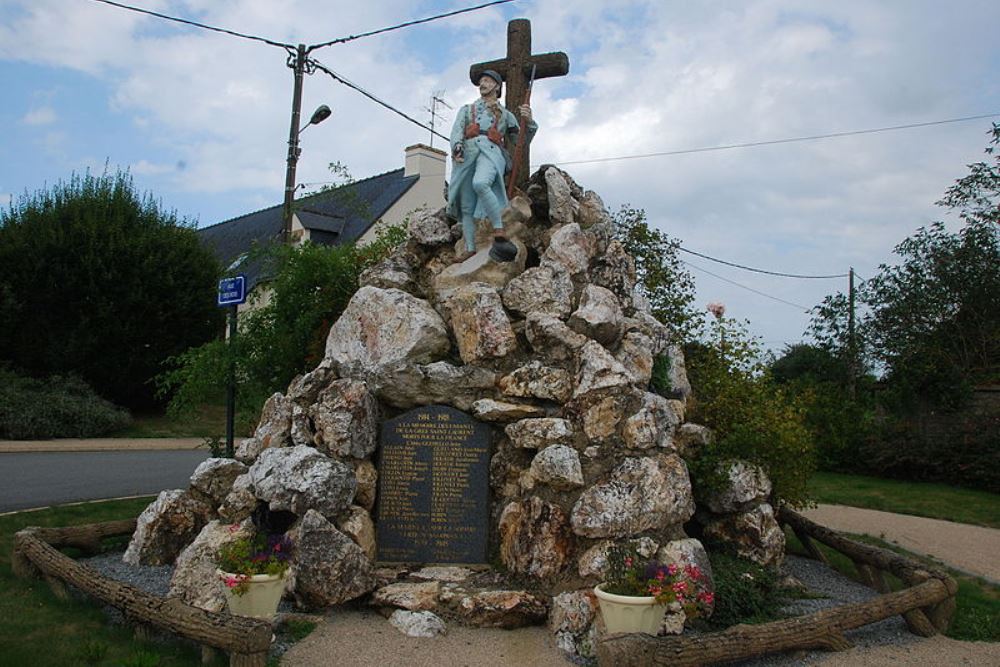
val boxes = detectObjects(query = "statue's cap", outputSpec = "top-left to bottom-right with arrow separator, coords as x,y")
479,70 -> 503,87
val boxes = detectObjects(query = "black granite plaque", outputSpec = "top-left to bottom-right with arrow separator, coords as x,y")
375,405 -> 491,564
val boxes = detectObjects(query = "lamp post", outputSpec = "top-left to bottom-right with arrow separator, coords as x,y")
281,44 -> 332,243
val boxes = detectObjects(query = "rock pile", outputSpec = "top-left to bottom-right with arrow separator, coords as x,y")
124,165 -> 781,656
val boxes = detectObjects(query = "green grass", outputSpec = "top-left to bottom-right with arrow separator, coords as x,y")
108,404 -> 236,439
785,530 -> 1000,642
0,498 -> 221,666
809,471 -> 1000,529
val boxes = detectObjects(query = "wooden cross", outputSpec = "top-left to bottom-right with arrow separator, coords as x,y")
470,18 -> 569,191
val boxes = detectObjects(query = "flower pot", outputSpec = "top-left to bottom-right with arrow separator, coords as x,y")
593,583 -> 667,635
218,570 -> 287,619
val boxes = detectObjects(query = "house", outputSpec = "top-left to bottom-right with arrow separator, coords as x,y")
199,144 -> 447,311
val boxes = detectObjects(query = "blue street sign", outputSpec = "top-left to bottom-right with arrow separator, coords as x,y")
217,274 -> 247,306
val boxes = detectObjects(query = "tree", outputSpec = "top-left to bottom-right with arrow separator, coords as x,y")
614,206 -> 702,342
159,227 -> 404,429
0,169 -> 222,408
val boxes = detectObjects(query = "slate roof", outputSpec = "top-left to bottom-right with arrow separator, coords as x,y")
198,167 -> 418,290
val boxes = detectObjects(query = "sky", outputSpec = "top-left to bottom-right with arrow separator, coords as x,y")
2,0 -> 999,351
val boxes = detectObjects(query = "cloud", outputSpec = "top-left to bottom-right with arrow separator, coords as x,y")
22,106 -> 57,125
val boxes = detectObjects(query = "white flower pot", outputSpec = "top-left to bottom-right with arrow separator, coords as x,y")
593,583 -> 666,635
218,570 -> 287,620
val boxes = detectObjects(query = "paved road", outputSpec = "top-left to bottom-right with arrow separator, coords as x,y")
0,450 -> 211,513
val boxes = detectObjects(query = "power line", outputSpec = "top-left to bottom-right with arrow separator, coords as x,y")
683,259 -> 811,311
308,0 -> 518,49
679,246 -> 848,279
88,0 -> 292,49
311,59 -> 448,142
543,113 -> 1000,167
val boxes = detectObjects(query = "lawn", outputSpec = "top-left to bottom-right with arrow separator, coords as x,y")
108,403 -> 250,439
809,471 -> 1000,529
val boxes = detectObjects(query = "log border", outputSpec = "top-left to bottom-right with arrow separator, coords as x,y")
12,520 -> 273,667
596,507 -> 958,666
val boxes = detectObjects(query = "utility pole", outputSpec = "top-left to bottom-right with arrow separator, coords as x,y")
848,267 -> 857,399
282,44 -> 307,244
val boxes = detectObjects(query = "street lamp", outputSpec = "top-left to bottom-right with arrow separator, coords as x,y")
281,100 -> 332,243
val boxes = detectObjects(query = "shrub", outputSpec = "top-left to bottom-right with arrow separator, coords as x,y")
685,318 -> 816,508
703,550 -> 785,628
0,367 -> 131,439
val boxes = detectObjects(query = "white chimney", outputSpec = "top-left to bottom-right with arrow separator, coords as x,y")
404,143 -> 447,179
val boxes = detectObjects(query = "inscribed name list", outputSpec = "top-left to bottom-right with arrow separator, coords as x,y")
376,405 -> 491,564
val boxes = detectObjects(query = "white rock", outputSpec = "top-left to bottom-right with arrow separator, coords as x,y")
290,510 -> 375,607
504,418 -> 574,449
310,378 -> 379,459
472,399 -> 545,422
545,167 -> 579,225
525,312 -> 590,361
501,264 -> 574,318
371,361 -> 496,412
248,446 -> 356,521
568,285 -> 624,346
448,282 -> 517,364
123,489 -> 213,566
573,341 -> 634,399
703,461 -> 773,513
168,520 -> 253,613
622,392 -> 684,450
336,505 -> 377,561
189,458 -> 247,504
389,610 -> 447,637
498,362 -> 573,403
529,445 -> 584,490
543,223 -> 593,276
372,581 -> 441,610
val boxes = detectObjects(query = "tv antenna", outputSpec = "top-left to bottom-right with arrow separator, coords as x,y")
423,91 -> 453,148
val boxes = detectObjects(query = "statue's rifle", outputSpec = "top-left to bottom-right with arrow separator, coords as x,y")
506,64 -> 537,200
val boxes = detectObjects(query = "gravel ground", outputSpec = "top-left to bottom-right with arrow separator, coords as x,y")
79,552 -> 974,666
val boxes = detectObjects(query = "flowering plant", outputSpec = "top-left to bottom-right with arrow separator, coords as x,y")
217,526 -> 294,596
603,543 -> 714,617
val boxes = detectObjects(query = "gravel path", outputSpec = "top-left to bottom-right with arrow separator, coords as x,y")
803,505 -> 1000,583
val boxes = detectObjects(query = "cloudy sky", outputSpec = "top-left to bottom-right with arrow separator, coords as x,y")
2,0 -> 998,350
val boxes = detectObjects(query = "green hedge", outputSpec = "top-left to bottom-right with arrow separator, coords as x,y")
0,368 -> 131,439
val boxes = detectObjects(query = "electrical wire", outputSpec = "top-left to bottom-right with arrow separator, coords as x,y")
542,113 -> 1000,167
88,0 -> 292,48
308,0 -> 518,49
682,259 -> 812,311
311,60 -> 449,142
679,246 -> 848,279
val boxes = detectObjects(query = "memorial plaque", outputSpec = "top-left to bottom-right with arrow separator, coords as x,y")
375,405 -> 491,564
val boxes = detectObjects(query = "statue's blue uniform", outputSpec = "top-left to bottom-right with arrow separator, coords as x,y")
447,99 -> 537,252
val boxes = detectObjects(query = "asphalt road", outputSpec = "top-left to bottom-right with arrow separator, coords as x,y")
0,450 -> 211,513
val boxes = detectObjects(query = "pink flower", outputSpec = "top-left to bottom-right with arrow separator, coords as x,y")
685,564 -> 702,580
672,581 -> 689,595
655,570 -> 666,581
224,576 -> 239,588
624,557 -> 633,567
698,591 -> 715,604
667,563 -> 679,576
707,301 -> 726,319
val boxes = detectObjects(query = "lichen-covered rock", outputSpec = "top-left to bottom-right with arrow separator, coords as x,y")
573,341 -> 634,399
353,460 -> 377,512
472,399 -> 545,422
674,423 -> 713,458
324,286 -> 450,376
411,566 -> 473,582
123,489 -> 214,566
286,361 -> 336,407
702,503 -> 786,567
525,312 -> 590,361
498,497 -> 573,578
289,405 -> 315,447
290,510 -> 376,608
371,361 -> 496,412
624,311 -> 672,356
408,208 -> 453,246
248,446 -> 356,521
580,393 -> 634,442
577,537 -> 659,578
235,392 -> 293,462
622,392 -> 684,450
543,223 -> 593,277
168,520 -> 252,613
616,331 -> 654,386
526,445 -> 584,490
458,590 -> 549,628
310,378 -> 379,459
663,344 -> 692,400
336,505 -> 377,561
189,458 -> 247,504
504,418 -> 573,449
501,264 -> 574,318
704,461 -> 773,513
568,285 -> 624,346
498,362 -> 573,403
448,283 -> 517,364
545,167 -> 579,225
589,240 -> 636,305
570,455 -> 695,538
549,589 -> 597,657
359,253 -> 419,293
577,190 -> 610,229
372,581 -> 441,611
389,610 -> 447,637
217,474 -> 256,523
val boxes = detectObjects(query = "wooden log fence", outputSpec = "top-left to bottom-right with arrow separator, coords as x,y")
12,522 -> 273,667
597,507 -> 957,666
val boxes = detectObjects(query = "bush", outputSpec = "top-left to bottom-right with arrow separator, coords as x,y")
685,318 -> 816,508
0,367 -> 131,439
703,550 -> 785,628
0,169 -> 223,409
